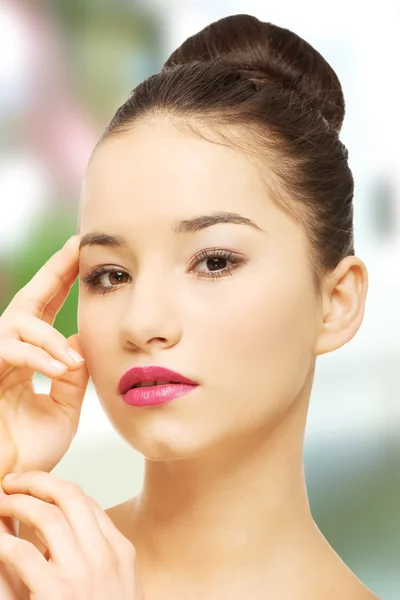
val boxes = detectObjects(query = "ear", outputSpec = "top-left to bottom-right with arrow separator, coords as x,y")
314,256 -> 368,356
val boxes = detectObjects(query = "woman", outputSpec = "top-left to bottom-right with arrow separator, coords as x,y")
0,14 -> 380,600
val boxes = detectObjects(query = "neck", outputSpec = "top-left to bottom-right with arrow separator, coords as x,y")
131,400 -> 320,579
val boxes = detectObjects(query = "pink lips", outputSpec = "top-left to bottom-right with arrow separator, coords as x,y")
118,365 -> 199,407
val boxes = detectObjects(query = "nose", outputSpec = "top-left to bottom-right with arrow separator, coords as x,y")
118,271 -> 181,352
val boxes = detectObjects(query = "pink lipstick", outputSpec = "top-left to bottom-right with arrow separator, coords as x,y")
118,365 -> 199,407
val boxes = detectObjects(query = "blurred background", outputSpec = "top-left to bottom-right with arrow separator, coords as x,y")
0,0 -> 399,597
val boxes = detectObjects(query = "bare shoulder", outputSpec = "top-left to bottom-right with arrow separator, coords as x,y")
322,559 -> 382,600
357,590 -> 381,600
362,589 -> 382,600
326,565 -> 381,600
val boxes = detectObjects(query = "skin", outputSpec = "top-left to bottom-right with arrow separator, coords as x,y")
76,116 -> 376,599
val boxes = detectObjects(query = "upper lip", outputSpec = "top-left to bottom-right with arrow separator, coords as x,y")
118,365 -> 199,395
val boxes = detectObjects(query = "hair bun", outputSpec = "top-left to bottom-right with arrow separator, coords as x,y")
164,14 -> 345,133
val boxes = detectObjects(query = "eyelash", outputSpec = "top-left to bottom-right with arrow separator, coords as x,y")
81,248 -> 245,295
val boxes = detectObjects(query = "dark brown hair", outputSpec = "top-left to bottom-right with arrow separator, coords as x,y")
100,14 -> 354,296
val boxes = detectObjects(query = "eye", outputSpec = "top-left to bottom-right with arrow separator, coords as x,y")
81,248 -> 245,295
189,248 -> 245,280
80,266 -> 130,295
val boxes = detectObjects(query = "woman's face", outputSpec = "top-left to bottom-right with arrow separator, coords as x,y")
77,117 -> 321,460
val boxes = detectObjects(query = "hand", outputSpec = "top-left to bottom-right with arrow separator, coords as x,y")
0,235 -> 90,477
0,471 -> 145,599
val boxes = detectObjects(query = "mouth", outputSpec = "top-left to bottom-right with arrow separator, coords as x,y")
118,365 -> 199,396
131,380 -> 184,388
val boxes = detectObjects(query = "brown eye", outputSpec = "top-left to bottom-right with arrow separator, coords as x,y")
190,248 -> 245,279
81,267 -> 130,294
106,271 -> 128,286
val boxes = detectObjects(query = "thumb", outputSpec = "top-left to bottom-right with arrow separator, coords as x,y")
48,333 -> 90,429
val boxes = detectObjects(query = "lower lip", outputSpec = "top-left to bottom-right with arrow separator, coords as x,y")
121,383 -> 197,407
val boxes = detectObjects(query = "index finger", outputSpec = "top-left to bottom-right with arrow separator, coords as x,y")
9,236 -> 81,320
41,260 -> 79,325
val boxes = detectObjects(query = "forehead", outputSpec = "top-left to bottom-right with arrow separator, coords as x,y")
79,118 -> 270,228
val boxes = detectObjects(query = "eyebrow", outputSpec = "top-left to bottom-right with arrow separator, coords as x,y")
78,211 -> 266,250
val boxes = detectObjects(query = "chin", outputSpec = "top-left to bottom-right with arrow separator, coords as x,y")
116,415 -> 211,462
130,437 -> 205,462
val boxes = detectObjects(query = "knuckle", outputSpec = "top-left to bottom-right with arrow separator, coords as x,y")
15,538 -> 36,561
119,538 -> 137,559
17,319 -> 57,353
0,533 -> 33,559
0,532 -> 15,551
86,496 -> 101,510
27,471 -> 85,494
90,544 -> 113,569
8,494 -> 28,510
44,504 -> 64,526
65,482 -> 86,499
44,327 -> 66,349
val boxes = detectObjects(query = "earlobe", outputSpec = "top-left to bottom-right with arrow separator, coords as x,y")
314,257 -> 368,357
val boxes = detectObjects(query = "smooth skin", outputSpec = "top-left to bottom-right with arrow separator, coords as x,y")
0,236 -> 88,478
0,471 -> 144,599
0,237 -> 144,597
78,117 -> 377,600
0,115 -> 379,599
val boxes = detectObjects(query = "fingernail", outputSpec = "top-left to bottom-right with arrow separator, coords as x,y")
67,348 -> 85,363
49,359 -> 67,372
3,473 -> 18,481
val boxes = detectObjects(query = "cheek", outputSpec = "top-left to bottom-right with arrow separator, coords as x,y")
200,275 -> 315,354
77,301 -> 116,378
199,272 -> 318,414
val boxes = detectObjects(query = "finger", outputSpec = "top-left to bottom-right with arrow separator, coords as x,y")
5,236 -> 80,321
49,338 -> 90,423
0,338 -> 69,380
0,493 -> 80,567
13,312 -> 84,370
73,497 -> 139,582
1,472 -> 111,560
0,532 -> 55,597
41,261 -> 79,326
85,496 -> 136,556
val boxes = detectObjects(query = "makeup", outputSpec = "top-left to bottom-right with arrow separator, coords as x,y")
118,365 -> 198,407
